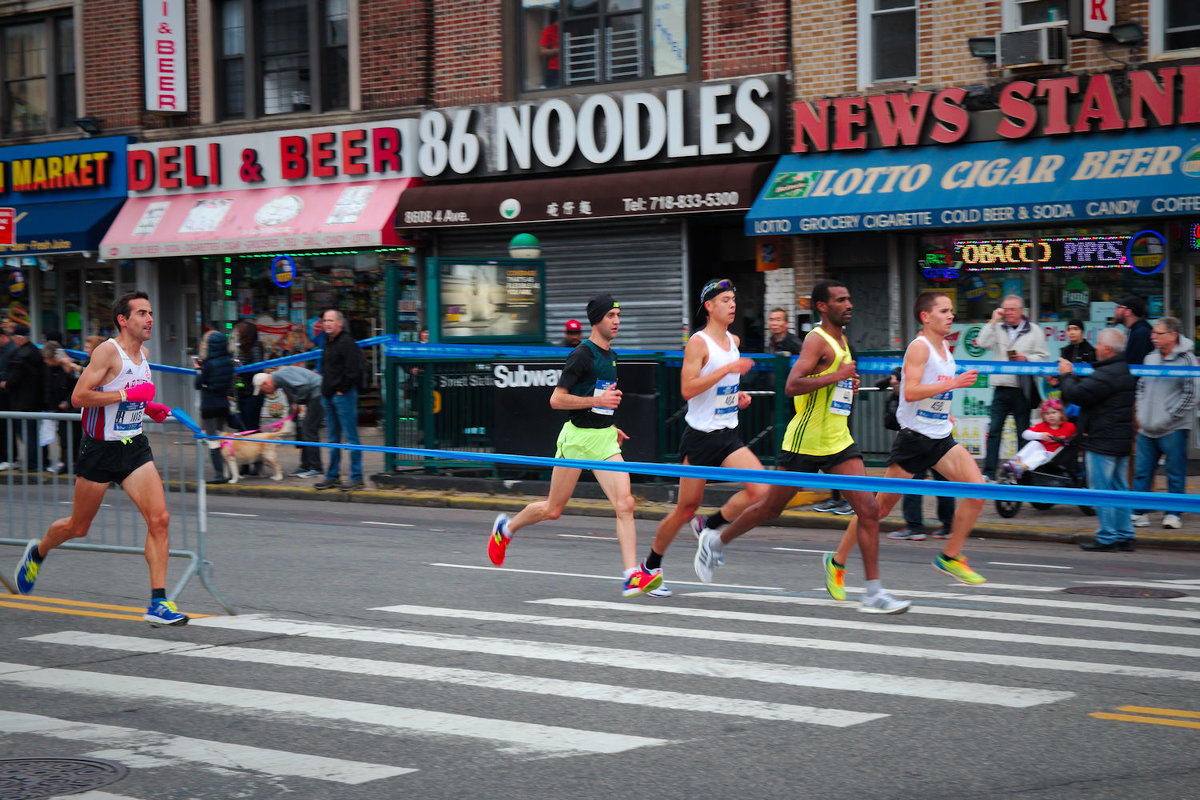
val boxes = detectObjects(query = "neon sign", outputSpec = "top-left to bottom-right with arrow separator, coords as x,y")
919,249 -> 958,281
956,236 -> 1128,271
271,254 -> 296,288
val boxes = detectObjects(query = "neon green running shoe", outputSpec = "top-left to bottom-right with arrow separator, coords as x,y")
933,553 -> 987,585
823,552 -> 845,601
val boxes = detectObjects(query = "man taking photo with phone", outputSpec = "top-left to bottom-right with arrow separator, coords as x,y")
976,295 -> 1048,481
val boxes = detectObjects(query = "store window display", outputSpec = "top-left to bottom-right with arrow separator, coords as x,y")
916,225 -> 1170,461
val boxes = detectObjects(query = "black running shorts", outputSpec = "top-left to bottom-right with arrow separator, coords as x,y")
679,425 -> 746,467
888,428 -> 958,475
777,443 -> 862,474
76,434 -> 154,485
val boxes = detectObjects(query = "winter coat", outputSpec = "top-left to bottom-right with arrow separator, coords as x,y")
1135,339 -> 1198,438
1060,339 -> 1096,365
235,341 -> 265,397
321,329 -> 361,398
1058,353 -> 1136,456
5,341 -> 44,412
975,317 -> 1049,390
195,332 -> 235,415
1125,318 -> 1153,365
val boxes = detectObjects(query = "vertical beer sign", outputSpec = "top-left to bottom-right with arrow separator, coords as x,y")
143,0 -> 187,114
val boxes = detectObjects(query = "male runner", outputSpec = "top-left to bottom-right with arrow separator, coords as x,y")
487,294 -> 662,597
12,291 -> 187,625
642,278 -> 766,596
694,280 -> 910,613
825,290 -> 987,600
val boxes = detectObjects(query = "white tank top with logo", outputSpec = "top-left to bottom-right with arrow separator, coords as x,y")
896,334 -> 955,439
82,339 -> 153,441
684,330 -> 741,432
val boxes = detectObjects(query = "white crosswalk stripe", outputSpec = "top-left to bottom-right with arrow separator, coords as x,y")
6,575 -> 1196,797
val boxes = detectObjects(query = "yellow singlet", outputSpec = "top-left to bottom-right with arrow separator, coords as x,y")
781,327 -> 855,456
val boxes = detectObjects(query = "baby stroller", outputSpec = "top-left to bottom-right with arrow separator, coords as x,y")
994,434 -> 1095,518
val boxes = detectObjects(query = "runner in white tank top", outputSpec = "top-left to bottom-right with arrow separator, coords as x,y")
684,330 -> 742,432
645,279 -> 768,593
10,291 -> 188,627
81,338 -> 153,441
830,291 -> 990,592
896,334 -> 956,439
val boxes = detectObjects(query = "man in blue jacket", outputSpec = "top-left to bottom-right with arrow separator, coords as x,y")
1058,327 -> 1137,552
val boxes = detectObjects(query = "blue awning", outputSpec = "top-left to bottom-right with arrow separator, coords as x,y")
745,128 -> 1200,235
0,197 -> 124,257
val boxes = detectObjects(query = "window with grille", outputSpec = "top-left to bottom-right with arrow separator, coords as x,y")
519,0 -> 687,92
1163,0 -> 1200,51
858,0 -> 916,87
215,0 -> 348,119
1,13 -> 75,137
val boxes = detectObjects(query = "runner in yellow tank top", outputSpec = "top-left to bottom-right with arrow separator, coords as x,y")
782,326 -> 855,457
693,280 -> 911,613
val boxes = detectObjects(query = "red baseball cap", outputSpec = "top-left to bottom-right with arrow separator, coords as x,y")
564,319 -> 582,332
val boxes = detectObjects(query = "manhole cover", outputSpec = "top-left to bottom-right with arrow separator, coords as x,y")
1063,586 -> 1187,599
0,757 -> 129,800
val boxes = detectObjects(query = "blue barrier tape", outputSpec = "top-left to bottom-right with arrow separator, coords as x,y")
171,412 -> 1200,515
857,357 -> 1200,378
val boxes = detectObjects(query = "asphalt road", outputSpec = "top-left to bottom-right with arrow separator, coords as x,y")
2,494 -> 1199,800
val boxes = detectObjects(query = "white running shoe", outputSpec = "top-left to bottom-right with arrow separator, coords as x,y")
859,591 -> 912,614
689,515 -> 705,538
1131,514 -> 1150,527
648,582 -> 672,598
1163,514 -> 1182,530
693,530 -> 722,583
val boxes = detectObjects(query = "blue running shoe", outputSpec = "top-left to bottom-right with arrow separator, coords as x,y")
14,540 -> 41,595
144,599 -> 189,626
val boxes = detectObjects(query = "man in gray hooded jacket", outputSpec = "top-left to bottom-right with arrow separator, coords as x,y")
1132,316 -> 1197,530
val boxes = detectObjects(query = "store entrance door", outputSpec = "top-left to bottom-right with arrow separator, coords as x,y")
836,266 -> 891,352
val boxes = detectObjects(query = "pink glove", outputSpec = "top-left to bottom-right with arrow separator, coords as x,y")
145,402 -> 170,423
124,382 -> 156,403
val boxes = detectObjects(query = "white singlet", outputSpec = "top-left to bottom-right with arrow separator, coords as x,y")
684,330 -> 741,432
896,334 -> 956,439
81,339 -> 153,441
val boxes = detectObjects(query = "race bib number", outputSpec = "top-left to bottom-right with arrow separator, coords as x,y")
113,401 -> 145,434
592,379 -> 615,416
829,379 -> 854,416
715,383 -> 739,416
916,390 -> 951,422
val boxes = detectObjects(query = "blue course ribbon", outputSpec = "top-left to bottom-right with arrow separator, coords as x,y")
168,406 -> 1200,515
856,357 -> 1200,378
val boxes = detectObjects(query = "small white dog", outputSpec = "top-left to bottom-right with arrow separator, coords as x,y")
219,418 -> 295,485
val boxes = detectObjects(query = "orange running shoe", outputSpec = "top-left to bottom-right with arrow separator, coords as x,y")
488,513 -> 511,566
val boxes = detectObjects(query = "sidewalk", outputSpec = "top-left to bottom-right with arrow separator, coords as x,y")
203,425 -> 1200,551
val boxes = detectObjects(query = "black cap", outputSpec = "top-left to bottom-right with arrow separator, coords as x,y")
1116,295 -> 1145,318
696,278 -> 735,320
11,323 -> 30,337
586,294 -> 618,326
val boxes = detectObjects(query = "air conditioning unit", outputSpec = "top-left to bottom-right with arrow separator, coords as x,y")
995,26 -> 1067,69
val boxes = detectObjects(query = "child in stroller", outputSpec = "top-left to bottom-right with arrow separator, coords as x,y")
995,399 -> 1092,518
1004,398 -> 1076,479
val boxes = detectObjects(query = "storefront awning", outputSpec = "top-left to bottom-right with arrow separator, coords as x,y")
99,178 -> 419,259
394,161 -> 775,227
745,128 -> 1200,235
0,198 -> 124,257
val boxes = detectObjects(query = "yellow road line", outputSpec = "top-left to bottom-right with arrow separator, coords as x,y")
0,600 -> 144,622
0,594 -> 146,613
1116,705 -> 1200,720
1089,712 -> 1200,730
0,595 -> 212,620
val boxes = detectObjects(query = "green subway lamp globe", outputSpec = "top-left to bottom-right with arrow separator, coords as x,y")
508,233 -> 541,258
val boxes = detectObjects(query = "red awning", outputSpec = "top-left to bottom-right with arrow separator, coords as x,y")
100,178 -> 419,258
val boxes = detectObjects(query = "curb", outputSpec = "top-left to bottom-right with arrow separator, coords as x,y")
197,478 -> 1200,551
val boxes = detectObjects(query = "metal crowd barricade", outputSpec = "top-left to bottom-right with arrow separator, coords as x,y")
0,409 -> 234,614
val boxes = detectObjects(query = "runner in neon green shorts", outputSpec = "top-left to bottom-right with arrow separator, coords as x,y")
486,293 -> 662,597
